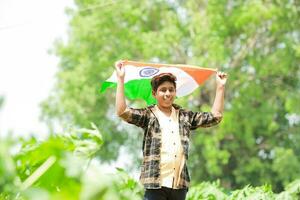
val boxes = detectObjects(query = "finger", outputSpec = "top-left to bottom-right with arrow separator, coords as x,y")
217,72 -> 223,78
218,71 -> 225,76
115,61 -> 119,68
119,61 -> 125,68
218,72 -> 227,78
115,65 -> 120,72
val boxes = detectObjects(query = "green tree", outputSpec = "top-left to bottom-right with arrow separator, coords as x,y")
41,0 -> 189,164
185,0 -> 300,191
41,0 -> 300,191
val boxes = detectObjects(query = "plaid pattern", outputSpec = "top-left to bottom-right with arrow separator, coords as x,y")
119,104 -> 222,189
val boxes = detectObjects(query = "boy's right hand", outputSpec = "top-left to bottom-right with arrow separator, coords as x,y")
115,60 -> 125,80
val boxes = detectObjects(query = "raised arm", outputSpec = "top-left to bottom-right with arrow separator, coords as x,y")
211,71 -> 227,119
115,60 -> 127,116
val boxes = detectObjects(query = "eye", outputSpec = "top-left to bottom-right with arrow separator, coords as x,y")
160,88 -> 167,92
169,88 -> 175,93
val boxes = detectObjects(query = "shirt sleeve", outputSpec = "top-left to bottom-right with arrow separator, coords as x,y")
187,111 -> 222,130
119,107 -> 149,129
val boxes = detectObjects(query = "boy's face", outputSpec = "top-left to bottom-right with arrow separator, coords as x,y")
152,81 -> 176,108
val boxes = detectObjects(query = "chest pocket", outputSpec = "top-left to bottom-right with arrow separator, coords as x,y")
146,118 -> 161,138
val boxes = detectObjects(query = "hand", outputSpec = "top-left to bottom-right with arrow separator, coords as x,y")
115,60 -> 125,80
216,71 -> 227,87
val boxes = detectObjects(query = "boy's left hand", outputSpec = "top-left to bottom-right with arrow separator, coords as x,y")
216,71 -> 228,87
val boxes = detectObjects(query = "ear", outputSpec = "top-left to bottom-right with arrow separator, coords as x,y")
152,90 -> 156,97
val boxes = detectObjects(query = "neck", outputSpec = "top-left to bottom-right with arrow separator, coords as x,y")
157,104 -> 172,115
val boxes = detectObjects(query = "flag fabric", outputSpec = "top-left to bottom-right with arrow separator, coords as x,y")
100,60 -> 217,105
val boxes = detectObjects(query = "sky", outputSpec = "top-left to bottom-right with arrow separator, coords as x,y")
0,0 -> 73,138
0,0 -> 138,177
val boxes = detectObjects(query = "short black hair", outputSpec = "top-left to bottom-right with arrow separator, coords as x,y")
151,73 -> 177,92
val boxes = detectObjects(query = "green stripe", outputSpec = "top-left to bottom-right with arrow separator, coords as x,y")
100,81 -> 115,92
100,79 -> 157,105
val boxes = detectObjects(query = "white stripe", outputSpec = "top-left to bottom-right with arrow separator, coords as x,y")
107,65 -> 198,97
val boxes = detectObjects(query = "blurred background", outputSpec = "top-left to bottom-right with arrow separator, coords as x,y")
0,0 -> 73,137
1,0 -> 300,199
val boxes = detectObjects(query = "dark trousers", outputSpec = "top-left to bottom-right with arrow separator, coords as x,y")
143,187 -> 188,200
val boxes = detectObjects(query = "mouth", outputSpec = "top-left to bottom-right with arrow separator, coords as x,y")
163,96 -> 173,102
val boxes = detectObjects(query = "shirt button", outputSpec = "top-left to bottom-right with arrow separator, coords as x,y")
173,142 -> 176,145
175,155 -> 177,157
172,131 -> 174,133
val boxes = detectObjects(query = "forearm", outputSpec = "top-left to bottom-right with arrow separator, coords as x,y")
116,78 -> 127,116
211,85 -> 225,119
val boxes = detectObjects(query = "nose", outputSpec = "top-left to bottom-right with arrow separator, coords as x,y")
164,91 -> 171,100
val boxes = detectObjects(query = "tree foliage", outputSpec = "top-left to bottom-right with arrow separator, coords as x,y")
1,131 -> 300,199
41,0 -> 300,191
0,125 -> 143,200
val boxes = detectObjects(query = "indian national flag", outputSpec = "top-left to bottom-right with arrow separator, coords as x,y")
100,60 -> 216,105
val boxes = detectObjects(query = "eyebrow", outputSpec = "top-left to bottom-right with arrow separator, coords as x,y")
159,86 -> 175,90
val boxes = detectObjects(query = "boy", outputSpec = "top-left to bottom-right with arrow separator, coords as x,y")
115,60 -> 227,200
